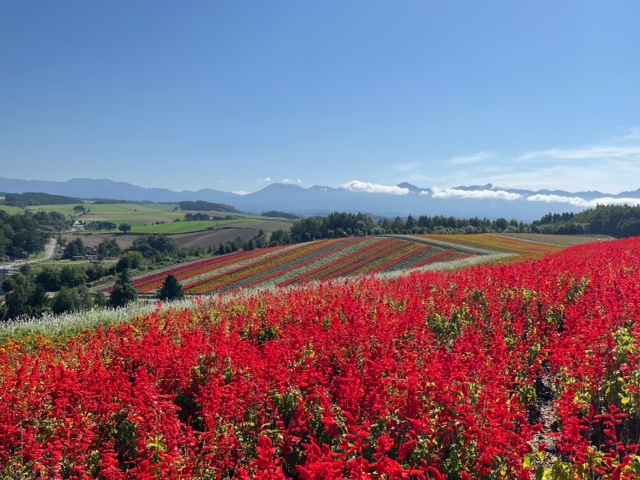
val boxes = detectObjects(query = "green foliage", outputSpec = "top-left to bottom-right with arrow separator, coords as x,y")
116,251 -> 145,272
32,210 -> 71,232
289,212 -> 522,242
86,221 -> 117,231
261,210 -> 301,220
51,286 -> 95,314
178,200 -> 241,213
269,228 -> 291,246
118,223 -> 132,234
59,265 -> 88,288
129,234 -> 180,261
158,274 -> 185,301
35,267 -> 61,291
63,237 -> 86,259
184,212 -> 211,221
2,192 -> 81,207
109,269 -> 138,308
0,211 -> 49,259
1,273 -> 49,321
533,204 -> 640,238
97,238 -> 121,258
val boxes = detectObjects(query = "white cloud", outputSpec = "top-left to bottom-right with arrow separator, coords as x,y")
449,152 -> 493,165
526,194 -> 640,208
430,130 -> 640,193
258,177 -> 271,183
342,180 -> 410,195
389,161 -> 421,173
431,187 -> 523,201
518,146 -> 640,163
281,178 -> 302,185
232,190 -> 249,196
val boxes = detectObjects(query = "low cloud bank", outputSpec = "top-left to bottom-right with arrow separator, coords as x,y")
342,181 -> 410,195
526,194 -> 640,208
431,187 -> 523,201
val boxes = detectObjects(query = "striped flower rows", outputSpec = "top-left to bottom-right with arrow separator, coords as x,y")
350,241 -> 432,276
238,237 -> 376,291
183,238 -> 352,295
281,238 -> 443,287
132,237 -> 484,296
134,247 -> 291,294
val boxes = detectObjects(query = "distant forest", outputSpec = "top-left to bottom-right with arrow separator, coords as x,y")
532,204 -> 640,237
1,192 -> 81,207
178,200 -> 241,213
261,210 -> 301,220
289,205 -> 640,241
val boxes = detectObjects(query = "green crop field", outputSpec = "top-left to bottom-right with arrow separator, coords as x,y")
0,202 -> 297,234
0,204 -> 24,214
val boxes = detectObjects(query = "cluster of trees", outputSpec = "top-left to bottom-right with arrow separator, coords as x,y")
207,230 -> 271,255
261,210 -> 301,220
31,210 -> 70,233
289,212 -> 528,242
0,232 -> 196,320
184,213 -> 211,222
1,192 -> 81,207
61,237 -> 121,260
533,205 -> 640,237
0,263 -> 112,320
85,221 -> 117,230
178,201 -> 241,213
0,211 -> 51,260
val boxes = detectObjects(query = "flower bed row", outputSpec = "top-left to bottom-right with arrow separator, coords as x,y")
182,238 -> 351,295
134,245 -> 299,294
280,237 -> 413,286
237,237 -> 376,292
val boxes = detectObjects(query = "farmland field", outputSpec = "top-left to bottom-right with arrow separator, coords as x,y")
130,236 -> 481,296
64,219 -> 294,252
127,233 -> 601,297
1,237 -> 640,478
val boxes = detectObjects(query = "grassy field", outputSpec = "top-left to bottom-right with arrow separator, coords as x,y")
0,204 -> 25,214
4,201 -> 295,234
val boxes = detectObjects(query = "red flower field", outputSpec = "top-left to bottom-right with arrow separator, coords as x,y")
2,237 -> 640,478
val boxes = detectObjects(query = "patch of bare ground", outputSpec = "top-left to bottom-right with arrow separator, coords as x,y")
64,224 -> 290,252
173,228 -> 259,249
527,360 -> 560,473
497,232 -> 613,246
63,234 -> 138,249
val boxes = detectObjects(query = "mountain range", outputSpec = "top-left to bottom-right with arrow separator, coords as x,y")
2,177 -> 640,222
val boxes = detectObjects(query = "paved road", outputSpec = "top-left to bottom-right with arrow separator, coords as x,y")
0,238 -> 57,269
43,238 -> 57,261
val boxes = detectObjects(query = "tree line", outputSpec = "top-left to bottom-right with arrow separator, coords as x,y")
532,204 -> 640,237
178,200 -> 241,213
1,192 -> 82,207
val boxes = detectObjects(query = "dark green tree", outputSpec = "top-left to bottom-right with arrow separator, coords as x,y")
158,274 -> 185,301
109,269 -> 138,308
59,265 -> 88,288
63,237 -> 85,259
1,273 -> 49,321
116,251 -> 145,272
118,223 -> 132,234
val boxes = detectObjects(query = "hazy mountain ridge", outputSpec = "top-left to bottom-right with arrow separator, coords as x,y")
1,177 -> 639,222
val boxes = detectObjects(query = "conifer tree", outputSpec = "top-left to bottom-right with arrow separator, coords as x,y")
109,269 -> 138,308
158,274 -> 184,301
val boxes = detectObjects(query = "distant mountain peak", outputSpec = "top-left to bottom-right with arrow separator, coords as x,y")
396,182 -> 430,194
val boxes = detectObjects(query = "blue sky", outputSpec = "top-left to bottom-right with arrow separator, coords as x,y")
1,1 -> 639,195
